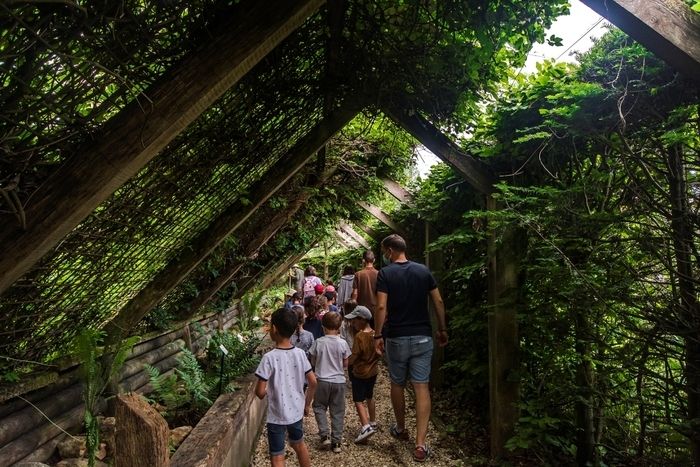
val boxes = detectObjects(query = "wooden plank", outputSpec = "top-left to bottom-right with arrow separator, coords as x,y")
382,104 -> 496,195
335,230 -> 359,248
581,0 -> 700,78
103,104 -> 359,343
381,178 -> 413,204
339,222 -> 371,249
357,201 -> 407,237
0,0 -> 326,295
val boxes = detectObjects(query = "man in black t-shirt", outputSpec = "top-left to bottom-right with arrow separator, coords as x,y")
374,234 -> 448,463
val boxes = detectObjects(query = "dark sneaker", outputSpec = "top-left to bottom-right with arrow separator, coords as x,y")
332,441 -> 342,453
320,435 -> 331,449
413,445 -> 431,462
354,425 -> 377,443
389,424 -> 409,441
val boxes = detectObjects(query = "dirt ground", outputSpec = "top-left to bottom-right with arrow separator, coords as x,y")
251,365 -> 467,466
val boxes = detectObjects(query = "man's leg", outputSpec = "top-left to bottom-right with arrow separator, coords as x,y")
390,382 -> 406,430
412,382 -> 431,447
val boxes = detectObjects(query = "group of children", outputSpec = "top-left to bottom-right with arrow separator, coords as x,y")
255,294 -> 380,466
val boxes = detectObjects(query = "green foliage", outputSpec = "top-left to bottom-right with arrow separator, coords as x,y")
147,330 -> 262,425
237,290 -> 265,333
74,329 -> 139,467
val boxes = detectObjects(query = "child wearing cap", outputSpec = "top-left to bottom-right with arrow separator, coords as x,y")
345,305 -> 380,443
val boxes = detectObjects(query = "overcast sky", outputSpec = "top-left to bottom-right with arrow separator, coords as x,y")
415,0 -> 609,177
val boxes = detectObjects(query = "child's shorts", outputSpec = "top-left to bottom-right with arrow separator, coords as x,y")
350,374 -> 377,402
267,419 -> 304,456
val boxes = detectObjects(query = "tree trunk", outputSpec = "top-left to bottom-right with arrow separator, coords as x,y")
115,393 -> 169,467
574,311 -> 595,466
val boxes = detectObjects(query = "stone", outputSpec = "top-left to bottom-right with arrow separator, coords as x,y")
115,393 -> 169,467
95,442 -> 108,460
169,426 -> 193,450
98,416 -> 116,457
56,459 -> 108,467
14,463 -> 52,467
57,435 -> 86,459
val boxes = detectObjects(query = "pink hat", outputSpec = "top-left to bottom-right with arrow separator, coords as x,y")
314,284 -> 325,295
325,285 -> 336,293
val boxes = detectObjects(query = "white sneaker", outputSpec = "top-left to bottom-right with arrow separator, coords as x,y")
354,425 -> 376,443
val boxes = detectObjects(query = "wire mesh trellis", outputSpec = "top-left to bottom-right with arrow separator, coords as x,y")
0,7 -> 330,372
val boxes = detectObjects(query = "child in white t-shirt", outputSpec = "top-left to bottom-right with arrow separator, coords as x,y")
309,312 -> 352,453
256,308 -> 317,467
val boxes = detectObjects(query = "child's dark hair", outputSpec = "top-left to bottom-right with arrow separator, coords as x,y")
343,299 -> 358,317
321,311 -> 342,331
343,265 -> 355,275
291,305 -> 305,340
271,307 -> 297,338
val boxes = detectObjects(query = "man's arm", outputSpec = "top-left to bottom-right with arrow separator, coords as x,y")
430,287 -> 448,347
374,291 -> 388,354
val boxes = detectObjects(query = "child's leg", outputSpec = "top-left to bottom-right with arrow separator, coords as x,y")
355,400 -> 370,426
267,423 -> 287,467
329,382 -> 346,443
368,398 -> 376,423
288,419 -> 311,467
313,380 -> 330,437
291,441 -> 311,467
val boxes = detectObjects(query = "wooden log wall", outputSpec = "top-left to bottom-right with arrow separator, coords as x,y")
0,308 -> 238,466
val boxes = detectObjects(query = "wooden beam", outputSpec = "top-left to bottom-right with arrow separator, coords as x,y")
353,221 -> 380,240
382,104 -> 497,195
381,178 -> 413,204
335,230 -> 360,249
580,0 -> 700,78
487,196 -> 526,459
103,104 -> 359,343
339,222 -> 371,249
185,167 -> 339,315
356,201 -> 407,237
0,0 -> 325,295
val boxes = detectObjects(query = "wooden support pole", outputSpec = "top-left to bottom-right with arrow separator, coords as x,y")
580,0 -> 700,78
487,196 -> 526,459
335,231 -> 359,249
381,178 -> 413,204
339,222 -> 371,249
0,0 -> 326,295
115,393 -> 169,467
103,104 -> 359,344
357,201 -> 407,237
382,104 -> 496,195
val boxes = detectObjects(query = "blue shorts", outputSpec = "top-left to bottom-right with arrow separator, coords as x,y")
267,419 -> 304,456
385,336 -> 433,386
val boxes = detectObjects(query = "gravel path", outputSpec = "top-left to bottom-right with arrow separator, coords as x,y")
251,364 -> 465,466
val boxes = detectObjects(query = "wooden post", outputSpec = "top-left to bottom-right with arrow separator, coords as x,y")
339,223 -> 372,249
354,222 -> 381,241
580,0 -> 700,78
115,393 -> 169,467
425,222 -> 445,389
102,104 -> 359,345
381,178 -> 413,204
487,196 -> 525,459
0,0 -> 326,295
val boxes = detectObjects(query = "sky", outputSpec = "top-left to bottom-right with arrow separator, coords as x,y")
414,0 -> 609,178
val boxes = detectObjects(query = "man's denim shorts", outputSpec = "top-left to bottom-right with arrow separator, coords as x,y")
267,419 -> 304,456
385,336 -> 433,386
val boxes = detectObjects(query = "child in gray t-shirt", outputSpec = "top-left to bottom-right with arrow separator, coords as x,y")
290,305 -> 314,360
256,308 -> 317,467
308,312 -> 352,453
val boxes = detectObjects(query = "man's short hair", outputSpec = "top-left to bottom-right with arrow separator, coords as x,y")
271,308 -> 297,338
382,234 -> 407,252
362,250 -> 375,263
321,311 -> 342,330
